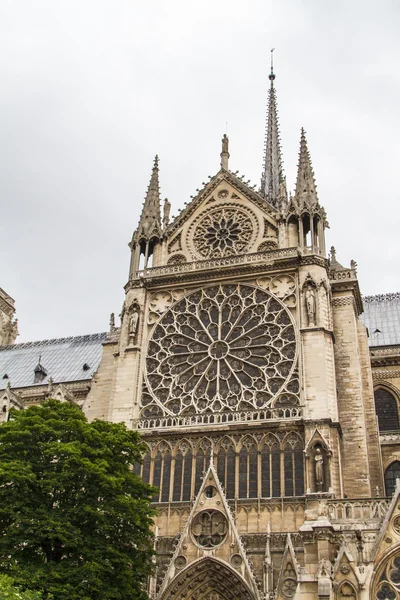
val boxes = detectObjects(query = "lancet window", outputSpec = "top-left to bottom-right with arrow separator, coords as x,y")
134,432 -> 304,502
374,387 -> 399,432
385,461 -> 400,497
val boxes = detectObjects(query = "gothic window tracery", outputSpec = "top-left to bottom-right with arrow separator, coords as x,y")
144,284 -> 298,418
374,553 -> 400,599
137,433 -> 304,502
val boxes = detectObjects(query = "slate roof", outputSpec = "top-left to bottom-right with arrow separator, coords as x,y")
0,332 -> 107,390
360,293 -> 400,347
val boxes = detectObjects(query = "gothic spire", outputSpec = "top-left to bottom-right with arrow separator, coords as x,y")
134,155 -> 162,242
294,128 -> 319,209
260,49 -> 285,207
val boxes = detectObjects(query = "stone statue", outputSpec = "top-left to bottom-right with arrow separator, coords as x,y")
315,448 -> 324,491
109,312 -> 115,332
163,198 -> 171,228
305,284 -> 316,327
128,307 -> 140,342
221,134 -> 229,154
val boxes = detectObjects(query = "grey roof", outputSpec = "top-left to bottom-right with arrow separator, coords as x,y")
360,293 -> 400,347
0,332 -> 107,390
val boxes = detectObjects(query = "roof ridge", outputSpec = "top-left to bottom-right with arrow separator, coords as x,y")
0,331 -> 107,351
363,293 -> 400,303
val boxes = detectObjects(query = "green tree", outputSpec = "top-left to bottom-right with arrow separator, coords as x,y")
0,400 -> 155,600
0,575 -> 43,600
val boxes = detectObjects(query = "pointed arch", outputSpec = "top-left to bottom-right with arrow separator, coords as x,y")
160,557 -> 257,600
385,461 -> 400,497
374,385 -> 400,432
336,581 -> 357,599
371,548 -> 400,600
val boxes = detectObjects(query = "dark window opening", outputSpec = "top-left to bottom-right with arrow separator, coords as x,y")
374,388 -> 399,431
385,461 -> 400,497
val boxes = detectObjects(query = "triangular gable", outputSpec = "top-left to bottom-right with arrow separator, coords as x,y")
157,457 -> 260,600
0,385 -> 24,411
276,534 -> 300,600
166,169 -> 278,240
304,428 -> 332,455
47,383 -> 78,405
370,480 -> 400,563
332,540 -> 363,592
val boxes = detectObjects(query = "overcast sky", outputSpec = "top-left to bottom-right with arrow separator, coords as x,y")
1,0 -> 399,343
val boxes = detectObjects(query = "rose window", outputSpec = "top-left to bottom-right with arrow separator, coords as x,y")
192,207 -> 255,258
145,284 -> 297,416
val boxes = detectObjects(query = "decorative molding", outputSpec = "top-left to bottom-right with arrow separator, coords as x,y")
332,296 -> 354,307
373,370 -> 400,381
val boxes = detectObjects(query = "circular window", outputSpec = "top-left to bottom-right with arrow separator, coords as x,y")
190,206 -> 257,259
204,485 -> 217,498
191,510 -> 228,548
145,284 -> 297,416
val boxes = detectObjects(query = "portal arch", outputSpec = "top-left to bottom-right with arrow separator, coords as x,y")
160,557 -> 257,600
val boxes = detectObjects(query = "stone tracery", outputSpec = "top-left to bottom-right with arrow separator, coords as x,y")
144,284 -> 298,416
191,207 -> 256,259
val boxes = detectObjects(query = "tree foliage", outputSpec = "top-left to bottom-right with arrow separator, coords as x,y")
0,575 -> 43,600
0,400 -> 155,600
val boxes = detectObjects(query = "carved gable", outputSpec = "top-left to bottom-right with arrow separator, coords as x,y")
165,173 -> 278,263
158,460 -> 260,600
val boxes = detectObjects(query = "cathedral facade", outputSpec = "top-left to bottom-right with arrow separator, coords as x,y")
1,69 -> 400,599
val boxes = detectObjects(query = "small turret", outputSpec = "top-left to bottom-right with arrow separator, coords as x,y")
129,156 -> 162,276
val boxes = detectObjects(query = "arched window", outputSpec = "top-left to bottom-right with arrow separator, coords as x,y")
216,439 -> 236,499
142,452 -> 151,484
261,439 -> 281,498
173,448 -> 193,501
161,450 -> 171,502
374,388 -> 399,431
283,435 -> 304,497
238,442 -> 258,499
152,453 -> 162,502
194,443 -> 211,495
385,461 -> 400,497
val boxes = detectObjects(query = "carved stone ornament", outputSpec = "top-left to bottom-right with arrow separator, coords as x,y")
150,292 -> 173,314
174,555 -> 187,569
230,554 -> 243,568
190,206 -> 257,259
145,284 -> 297,416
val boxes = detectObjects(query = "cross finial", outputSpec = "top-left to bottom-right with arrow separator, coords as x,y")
269,48 -> 275,82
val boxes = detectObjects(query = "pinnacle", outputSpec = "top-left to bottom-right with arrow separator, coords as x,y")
133,155 -> 162,242
294,128 -> 319,208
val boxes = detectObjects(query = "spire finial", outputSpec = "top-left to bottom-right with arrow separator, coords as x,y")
260,50 -> 285,207
269,48 -> 275,82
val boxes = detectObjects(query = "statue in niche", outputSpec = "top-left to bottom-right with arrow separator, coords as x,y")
163,198 -> 171,229
305,284 -> 316,327
315,448 -> 324,491
128,307 -> 140,343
